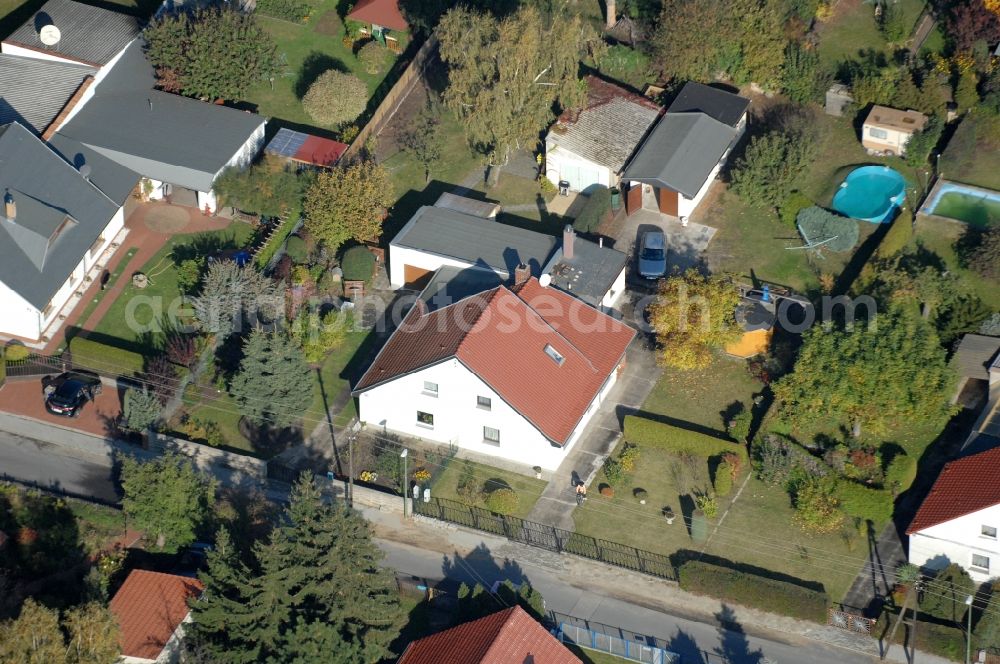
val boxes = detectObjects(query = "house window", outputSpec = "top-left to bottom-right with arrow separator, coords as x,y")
89,235 -> 106,257
869,127 -> 889,140
543,344 -> 564,366
422,381 -> 438,396
483,426 -> 500,445
477,396 -> 492,410
972,554 -> 990,571
416,411 -> 434,428
983,525 -> 998,539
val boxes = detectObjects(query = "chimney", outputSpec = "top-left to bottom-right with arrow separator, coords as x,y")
513,262 -> 531,286
563,224 -> 575,260
3,190 -> 14,221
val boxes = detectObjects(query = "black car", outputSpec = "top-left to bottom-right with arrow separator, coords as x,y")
43,371 -> 102,417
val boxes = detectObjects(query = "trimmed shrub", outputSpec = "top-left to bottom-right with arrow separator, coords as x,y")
4,344 -> 30,362
920,563 -> 975,622
123,387 -> 161,431
696,493 -> 719,519
624,415 -> 748,464
793,477 -> 844,534
714,459 -> 734,497
779,191 -> 813,227
885,453 -> 918,494
836,481 -> 893,524
877,208 -> 913,258
619,442 -> 640,472
603,457 -> 625,486
358,41 -> 387,74
68,337 -> 144,376
302,70 -> 367,127
598,484 -> 614,497
796,206 -> 860,252
284,235 -> 308,264
341,246 -> 376,282
484,487 -> 519,515
573,185 -> 611,233
678,560 -> 829,622
633,488 -> 648,503
256,0 -> 309,21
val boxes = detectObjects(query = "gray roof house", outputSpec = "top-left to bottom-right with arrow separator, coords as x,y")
55,40 -> 267,195
0,54 -> 95,134
2,0 -> 140,67
389,199 -> 628,310
0,122 -> 119,312
545,76 -> 661,192
666,81 -> 751,128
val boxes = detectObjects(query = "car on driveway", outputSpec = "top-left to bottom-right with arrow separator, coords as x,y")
637,230 -> 667,279
43,371 -> 103,417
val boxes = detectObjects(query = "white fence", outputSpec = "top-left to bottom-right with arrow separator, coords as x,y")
556,622 -> 680,663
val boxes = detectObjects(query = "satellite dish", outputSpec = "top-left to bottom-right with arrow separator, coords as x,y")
79,164 -> 91,179
39,24 -> 60,46
539,273 -> 552,288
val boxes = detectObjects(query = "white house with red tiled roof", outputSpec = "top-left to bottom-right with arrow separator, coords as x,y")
353,272 -> 635,470
906,444 -> 1000,582
110,569 -> 203,663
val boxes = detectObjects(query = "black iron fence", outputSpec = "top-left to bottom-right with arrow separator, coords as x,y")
414,496 -> 676,581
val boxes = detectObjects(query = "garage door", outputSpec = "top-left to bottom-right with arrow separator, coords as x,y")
560,162 -> 601,192
403,264 -> 433,289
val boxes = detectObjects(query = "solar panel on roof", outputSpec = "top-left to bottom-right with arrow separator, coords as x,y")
265,128 -> 307,159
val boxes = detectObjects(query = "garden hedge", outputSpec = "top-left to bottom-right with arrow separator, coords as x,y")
835,480 -> 893,524
624,416 -> 748,464
341,246 -> 376,282
678,560 -> 829,622
255,0 -> 309,22
68,337 -> 145,376
573,185 -> 611,233
885,453 -> 918,494
255,210 -> 299,270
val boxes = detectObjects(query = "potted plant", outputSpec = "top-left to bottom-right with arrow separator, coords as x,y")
663,506 -> 675,524
633,488 -> 648,505
533,465 -> 542,479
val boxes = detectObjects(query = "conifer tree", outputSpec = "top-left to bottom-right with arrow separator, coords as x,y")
230,329 -> 312,428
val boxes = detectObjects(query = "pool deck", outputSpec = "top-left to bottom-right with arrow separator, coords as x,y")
919,178 -> 1000,219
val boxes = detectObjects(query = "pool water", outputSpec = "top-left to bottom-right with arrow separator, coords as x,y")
931,191 -> 1000,228
831,166 -> 907,224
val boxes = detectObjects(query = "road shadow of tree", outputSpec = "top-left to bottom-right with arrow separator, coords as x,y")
714,603 -> 764,664
665,628 -> 707,663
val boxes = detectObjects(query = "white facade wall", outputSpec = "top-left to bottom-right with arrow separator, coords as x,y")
909,504 -> 1000,583
602,265 -> 627,311
359,358 -> 621,470
388,245 -> 497,289
544,142 -> 613,193
0,282 -> 42,339
1,41 -> 78,64
862,124 -> 915,156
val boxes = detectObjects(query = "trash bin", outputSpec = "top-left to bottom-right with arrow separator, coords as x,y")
558,180 -> 570,196
610,187 -> 621,209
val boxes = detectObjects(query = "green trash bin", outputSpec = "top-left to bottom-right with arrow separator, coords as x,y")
610,187 -> 621,209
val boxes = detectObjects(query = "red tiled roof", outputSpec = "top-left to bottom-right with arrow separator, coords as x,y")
110,570 -> 203,660
354,278 -> 635,445
398,606 -> 581,664
906,445 -> 1000,534
346,0 -> 408,32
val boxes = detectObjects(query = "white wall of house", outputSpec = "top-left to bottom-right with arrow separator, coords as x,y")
544,142 -> 613,193
862,124 -> 915,156
909,503 -> 1000,583
358,358 -> 620,470
602,265 -> 627,311
0,282 -> 42,339
1,41 -> 80,65
388,245 -> 499,289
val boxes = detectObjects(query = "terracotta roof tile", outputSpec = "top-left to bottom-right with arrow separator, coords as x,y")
398,606 -> 581,664
109,570 -> 203,660
906,445 -> 1000,534
354,278 -> 635,445
346,0 -> 408,31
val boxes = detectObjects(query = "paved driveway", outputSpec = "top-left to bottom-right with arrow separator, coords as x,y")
0,378 -> 122,438
609,208 -> 718,288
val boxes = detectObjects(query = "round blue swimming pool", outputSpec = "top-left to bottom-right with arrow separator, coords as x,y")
831,165 -> 907,224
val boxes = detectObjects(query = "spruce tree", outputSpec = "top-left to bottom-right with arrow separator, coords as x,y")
230,329 -> 312,428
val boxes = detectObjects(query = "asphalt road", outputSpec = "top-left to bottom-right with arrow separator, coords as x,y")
0,428 -> 877,664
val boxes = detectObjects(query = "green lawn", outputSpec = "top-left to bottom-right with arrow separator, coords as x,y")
431,458 -> 547,520
567,645 -> 634,664
91,223 -> 254,354
303,327 -> 372,429
68,500 -> 126,556
940,113 -> 1000,191
815,0 -> 926,72
246,4 -> 397,132
179,380 -> 254,454
914,215 -> 1000,310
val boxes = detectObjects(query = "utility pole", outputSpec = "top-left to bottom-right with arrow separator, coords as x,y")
400,448 -> 409,518
347,430 -> 355,507
884,583 -> 918,660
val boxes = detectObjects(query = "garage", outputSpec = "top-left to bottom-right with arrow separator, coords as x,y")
403,264 -> 433,289
555,160 -> 603,193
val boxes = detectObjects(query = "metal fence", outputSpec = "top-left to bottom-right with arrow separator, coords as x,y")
413,496 -> 677,581
828,608 -> 875,635
556,623 -> 680,663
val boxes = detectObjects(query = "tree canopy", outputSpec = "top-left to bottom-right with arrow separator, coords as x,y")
192,260 -> 283,340
144,9 -> 280,101
230,328 -> 312,428
646,270 -> 743,370
0,600 -> 120,664
189,475 -> 403,663
120,452 -> 218,551
732,126 -> 816,209
772,306 -> 956,438
303,160 -> 392,253
438,5 -> 599,168
302,70 -> 368,128
213,158 -> 315,217
123,386 -> 162,432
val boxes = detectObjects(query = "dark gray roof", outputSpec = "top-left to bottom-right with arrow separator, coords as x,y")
46,133 -> 140,205
419,265 -> 503,312
4,0 -> 140,66
667,82 -> 749,128
0,54 -> 95,134
56,40 -> 266,192
623,112 -> 737,198
548,78 -> 661,174
0,122 -> 119,309
952,334 -> 1000,380
391,206 -> 559,278
542,237 -> 627,307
